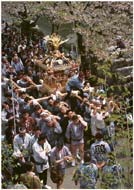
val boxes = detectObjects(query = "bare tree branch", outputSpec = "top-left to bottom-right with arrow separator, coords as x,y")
83,2 -> 91,11
65,2 -> 74,15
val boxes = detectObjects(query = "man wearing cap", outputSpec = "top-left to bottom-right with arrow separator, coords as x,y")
13,127 -> 32,161
32,134 -> 51,189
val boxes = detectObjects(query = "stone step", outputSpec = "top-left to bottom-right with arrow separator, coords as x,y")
118,75 -> 133,84
124,81 -> 133,90
124,74 -> 133,80
116,66 -> 133,76
112,58 -> 133,70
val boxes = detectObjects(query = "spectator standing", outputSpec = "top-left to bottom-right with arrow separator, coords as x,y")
116,36 -> 125,49
32,134 -> 51,189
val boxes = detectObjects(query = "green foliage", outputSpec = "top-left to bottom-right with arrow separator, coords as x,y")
88,75 -> 98,86
107,83 -> 131,97
105,113 -> 121,123
97,78 -> 106,85
2,142 -> 14,169
2,142 -> 15,187
101,171 -> 121,189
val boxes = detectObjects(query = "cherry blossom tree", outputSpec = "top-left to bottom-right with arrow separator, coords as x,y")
2,1 -> 133,70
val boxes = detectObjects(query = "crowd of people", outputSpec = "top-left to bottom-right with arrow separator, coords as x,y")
2,22 -> 129,189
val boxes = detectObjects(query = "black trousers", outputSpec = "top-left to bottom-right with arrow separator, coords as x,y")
38,169 -> 48,186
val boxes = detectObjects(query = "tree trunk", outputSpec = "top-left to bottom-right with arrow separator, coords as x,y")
56,24 -> 60,33
51,23 -> 55,34
51,23 -> 60,34
77,32 -> 88,73
77,32 -> 83,55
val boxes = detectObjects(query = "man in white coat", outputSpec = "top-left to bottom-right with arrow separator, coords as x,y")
32,133 -> 51,189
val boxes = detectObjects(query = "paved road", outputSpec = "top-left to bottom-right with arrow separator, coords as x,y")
47,165 -> 79,189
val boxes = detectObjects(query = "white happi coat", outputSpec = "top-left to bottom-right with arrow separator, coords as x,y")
13,133 -> 31,156
32,140 -> 51,173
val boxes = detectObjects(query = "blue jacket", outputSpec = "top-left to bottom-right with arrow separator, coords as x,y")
73,163 -> 98,189
66,75 -> 83,92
